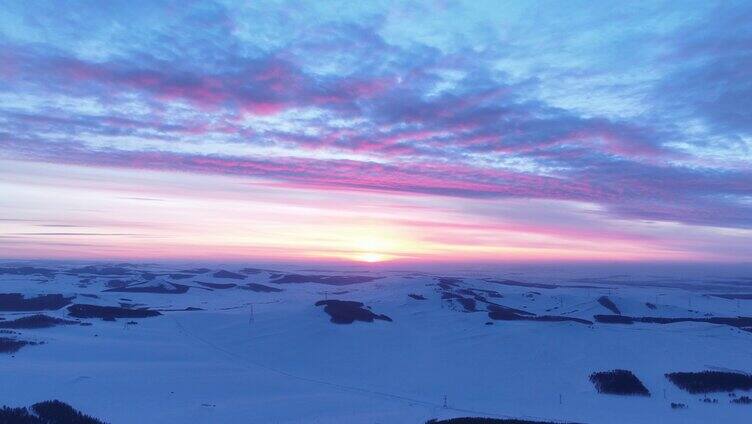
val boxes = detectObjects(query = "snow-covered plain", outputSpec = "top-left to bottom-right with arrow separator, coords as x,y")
1,261 -> 751,423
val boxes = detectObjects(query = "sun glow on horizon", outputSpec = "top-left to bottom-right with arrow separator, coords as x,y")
354,252 -> 390,263
345,235 -> 403,263
2,162 -> 750,264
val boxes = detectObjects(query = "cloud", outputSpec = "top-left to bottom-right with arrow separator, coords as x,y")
4,131 -> 751,229
0,1 -> 750,234
35,224 -> 89,228
656,4 -> 752,139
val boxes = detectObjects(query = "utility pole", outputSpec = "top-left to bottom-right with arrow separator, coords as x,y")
249,304 -> 254,324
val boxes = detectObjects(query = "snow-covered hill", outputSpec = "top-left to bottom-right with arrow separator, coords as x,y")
1,262 -> 751,423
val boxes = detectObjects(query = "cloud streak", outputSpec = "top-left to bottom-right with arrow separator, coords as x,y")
0,0 -> 751,261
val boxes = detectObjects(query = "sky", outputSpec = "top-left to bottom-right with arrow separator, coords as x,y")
0,0 -> 751,264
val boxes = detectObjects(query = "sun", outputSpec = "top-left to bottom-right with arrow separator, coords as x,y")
354,252 -> 389,263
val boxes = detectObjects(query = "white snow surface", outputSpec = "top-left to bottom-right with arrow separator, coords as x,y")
1,261 -> 751,423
